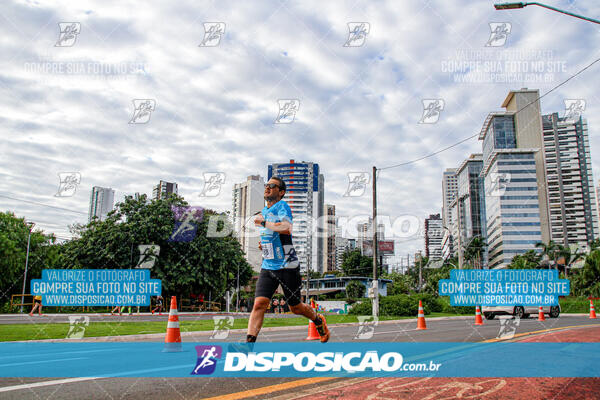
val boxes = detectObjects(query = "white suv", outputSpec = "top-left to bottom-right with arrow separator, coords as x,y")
482,304 -> 560,319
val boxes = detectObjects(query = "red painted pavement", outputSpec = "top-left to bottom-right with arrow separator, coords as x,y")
294,326 -> 600,400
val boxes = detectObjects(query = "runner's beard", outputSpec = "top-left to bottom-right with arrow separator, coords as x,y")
265,194 -> 277,202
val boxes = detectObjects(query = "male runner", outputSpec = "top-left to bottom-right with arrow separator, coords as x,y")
245,176 -> 330,343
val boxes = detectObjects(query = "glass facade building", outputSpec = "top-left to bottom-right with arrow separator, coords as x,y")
268,160 -> 324,273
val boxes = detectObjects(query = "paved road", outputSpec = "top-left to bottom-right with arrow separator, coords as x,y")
0,312 -> 273,325
1,315 -> 599,399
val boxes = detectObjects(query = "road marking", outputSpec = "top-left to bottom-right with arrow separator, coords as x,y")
268,377 -> 372,400
0,357 -> 88,367
202,377 -> 334,400
0,377 -> 100,393
483,324 -> 599,342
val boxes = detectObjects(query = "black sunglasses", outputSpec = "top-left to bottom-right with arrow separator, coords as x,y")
265,183 -> 280,189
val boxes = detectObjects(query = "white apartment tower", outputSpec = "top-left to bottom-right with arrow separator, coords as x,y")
89,186 -> 115,222
542,113 -> 599,249
232,175 -> 265,272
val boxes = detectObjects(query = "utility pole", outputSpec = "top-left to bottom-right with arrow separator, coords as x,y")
372,166 -> 379,317
20,222 -> 35,313
418,251 -> 423,292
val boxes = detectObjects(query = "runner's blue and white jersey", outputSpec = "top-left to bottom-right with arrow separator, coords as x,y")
260,200 -> 299,270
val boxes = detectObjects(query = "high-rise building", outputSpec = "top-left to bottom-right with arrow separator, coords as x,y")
479,89 -> 549,268
424,214 -> 443,259
596,180 -> 600,224
89,186 -> 115,222
232,175 -> 265,272
322,204 -> 337,273
542,113 -> 599,249
442,168 -> 458,229
441,168 -> 459,258
357,217 -> 384,256
152,180 -> 178,200
456,154 -> 487,265
268,160 -> 324,274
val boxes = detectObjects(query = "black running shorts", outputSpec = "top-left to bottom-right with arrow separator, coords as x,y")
255,268 -> 302,306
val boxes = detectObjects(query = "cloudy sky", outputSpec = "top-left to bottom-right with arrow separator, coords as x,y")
1,0 -> 599,261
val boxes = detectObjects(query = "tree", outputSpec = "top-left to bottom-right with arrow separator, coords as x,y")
340,249 -> 372,276
0,212 -> 59,307
57,194 -> 253,303
464,236 -> 486,268
557,245 -> 585,278
386,272 -> 414,295
345,280 -> 365,298
571,250 -> 600,298
535,240 -> 560,269
508,250 -> 542,269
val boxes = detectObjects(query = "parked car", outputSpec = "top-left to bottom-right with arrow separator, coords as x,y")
482,304 -> 560,319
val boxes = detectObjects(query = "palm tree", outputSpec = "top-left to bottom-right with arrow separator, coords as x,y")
464,236 -> 487,268
535,240 -> 560,269
557,245 -> 585,278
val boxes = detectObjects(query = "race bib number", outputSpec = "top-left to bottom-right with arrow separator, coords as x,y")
262,242 -> 274,259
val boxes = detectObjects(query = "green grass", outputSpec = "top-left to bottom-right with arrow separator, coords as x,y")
0,312 -> 460,342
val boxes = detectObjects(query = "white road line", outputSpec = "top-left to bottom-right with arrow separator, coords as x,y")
0,377 -> 100,393
0,357 -> 88,368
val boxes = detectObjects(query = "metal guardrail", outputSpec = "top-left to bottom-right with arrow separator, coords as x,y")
11,294 -> 33,307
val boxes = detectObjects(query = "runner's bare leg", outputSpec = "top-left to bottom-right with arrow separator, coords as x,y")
247,297 -> 271,336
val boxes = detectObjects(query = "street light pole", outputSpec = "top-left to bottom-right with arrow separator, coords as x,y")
20,221 -> 35,313
372,166 -> 379,317
494,2 -> 600,25
236,262 -> 240,312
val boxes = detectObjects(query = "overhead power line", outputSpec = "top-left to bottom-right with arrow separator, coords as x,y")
378,56 -> 600,172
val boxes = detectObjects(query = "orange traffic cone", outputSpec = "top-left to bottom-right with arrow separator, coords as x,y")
305,320 -> 321,340
474,306 -> 484,325
590,300 -> 597,319
538,306 -> 546,321
416,300 -> 427,330
163,296 -> 182,352
306,300 -> 320,340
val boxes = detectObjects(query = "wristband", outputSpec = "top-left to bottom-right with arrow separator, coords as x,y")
261,220 -> 266,227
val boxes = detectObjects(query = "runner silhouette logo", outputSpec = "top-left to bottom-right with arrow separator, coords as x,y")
191,345 -> 222,375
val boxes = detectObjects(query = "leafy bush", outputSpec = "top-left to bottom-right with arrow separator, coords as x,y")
559,296 -> 594,313
349,293 -> 444,316
346,280 -> 366,298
